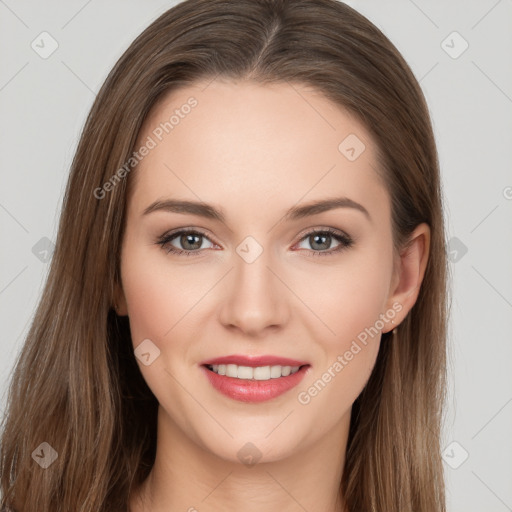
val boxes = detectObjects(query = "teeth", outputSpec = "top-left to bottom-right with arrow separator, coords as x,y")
209,364 -> 301,380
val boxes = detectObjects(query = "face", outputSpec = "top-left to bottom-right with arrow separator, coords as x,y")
116,79 -> 412,463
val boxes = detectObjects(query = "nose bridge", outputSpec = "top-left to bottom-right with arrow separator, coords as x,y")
219,237 -> 289,335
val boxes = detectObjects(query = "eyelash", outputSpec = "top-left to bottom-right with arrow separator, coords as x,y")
155,227 -> 354,257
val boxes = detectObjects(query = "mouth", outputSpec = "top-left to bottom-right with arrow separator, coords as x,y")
199,357 -> 311,403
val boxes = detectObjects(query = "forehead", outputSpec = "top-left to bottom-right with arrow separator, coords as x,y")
128,79 -> 388,221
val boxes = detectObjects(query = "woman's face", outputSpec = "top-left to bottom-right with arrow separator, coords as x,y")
117,79 -> 420,463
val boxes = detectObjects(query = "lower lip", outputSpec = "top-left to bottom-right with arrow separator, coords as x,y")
200,365 -> 311,403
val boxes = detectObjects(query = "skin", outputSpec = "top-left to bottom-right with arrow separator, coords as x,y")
116,79 -> 430,512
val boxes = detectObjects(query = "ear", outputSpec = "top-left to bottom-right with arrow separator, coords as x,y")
113,280 -> 128,316
382,222 -> 430,333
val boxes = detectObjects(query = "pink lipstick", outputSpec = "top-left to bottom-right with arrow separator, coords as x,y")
199,354 -> 311,403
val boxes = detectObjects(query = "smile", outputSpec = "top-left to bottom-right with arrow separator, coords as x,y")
201,363 -> 311,403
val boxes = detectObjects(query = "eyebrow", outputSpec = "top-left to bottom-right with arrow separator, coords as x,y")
142,196 -> 371,223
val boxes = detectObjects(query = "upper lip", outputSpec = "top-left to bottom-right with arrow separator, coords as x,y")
200,354 -> 310,367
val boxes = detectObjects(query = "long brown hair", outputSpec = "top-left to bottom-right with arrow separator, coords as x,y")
0,1 -> 449,510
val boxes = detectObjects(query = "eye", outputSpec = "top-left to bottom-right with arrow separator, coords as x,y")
294,228 -> 354,256
156,229 -> 216,256
156,227 -> 354,257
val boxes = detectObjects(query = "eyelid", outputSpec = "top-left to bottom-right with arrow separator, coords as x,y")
155,227 -> 218,254
156,226 -> 354,256
293,225 -> 352,243
159,226 -> 216,243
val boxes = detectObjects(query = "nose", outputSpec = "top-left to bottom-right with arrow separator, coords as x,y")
218,247 -> 290,337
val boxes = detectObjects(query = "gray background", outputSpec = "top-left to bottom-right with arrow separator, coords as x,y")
1,0 -> 511,509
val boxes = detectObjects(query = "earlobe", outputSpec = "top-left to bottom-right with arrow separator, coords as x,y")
383,223 -> 431,332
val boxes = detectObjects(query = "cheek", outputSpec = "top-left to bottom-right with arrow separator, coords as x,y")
294,245 -> 391,406
302,247 -> 392,345
120,244 -> 201,346
120,242 -> 240,390
297,274 -> 385,420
